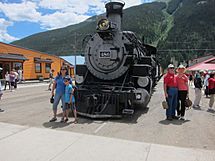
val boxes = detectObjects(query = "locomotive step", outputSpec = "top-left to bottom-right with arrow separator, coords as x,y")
122,109 -> 134,115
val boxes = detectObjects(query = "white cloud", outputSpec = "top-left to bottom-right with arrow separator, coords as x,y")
0,18 -> 18,42
124,0 -> 142,8
40,11 -> 90,29
0,0 -> 146,41
0,1 -> 41,22
39,0 -> 105,14
0,0 -> 144,30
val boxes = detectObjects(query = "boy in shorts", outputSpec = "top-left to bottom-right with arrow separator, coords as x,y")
62,76 -> 77,123
61,76 -> 72,122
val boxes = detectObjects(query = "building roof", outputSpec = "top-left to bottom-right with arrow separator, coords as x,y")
187,57 -> 215,71
0,42 -> 62,60
0,53 -> 28,61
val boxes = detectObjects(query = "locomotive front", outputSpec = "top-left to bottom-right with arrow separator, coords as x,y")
85,2 -> 130,81
75,1 -> 159,118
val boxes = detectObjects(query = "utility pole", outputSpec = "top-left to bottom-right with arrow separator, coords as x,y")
74,32 -> 77,76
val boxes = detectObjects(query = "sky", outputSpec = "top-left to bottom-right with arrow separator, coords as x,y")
0,0 -> 153,43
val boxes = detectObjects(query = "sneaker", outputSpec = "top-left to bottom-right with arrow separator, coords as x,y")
166,116 -> 173,121
49,117 -> 57,122
60,118 -> 64,123
72,119 -> 78,124
0,109 -> 4,112
180,116 -> 185,121
193,105 -> 199,109
207,107 -> 213,111
172,115 -> 179,120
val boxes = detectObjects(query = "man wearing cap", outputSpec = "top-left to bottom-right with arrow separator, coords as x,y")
163,64 -> 178,120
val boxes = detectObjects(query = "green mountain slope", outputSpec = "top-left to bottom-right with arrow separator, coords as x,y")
158,0 -> 215,67
12,0 -> 215,68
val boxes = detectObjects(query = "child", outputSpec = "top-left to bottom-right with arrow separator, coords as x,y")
62,76 -> 77,123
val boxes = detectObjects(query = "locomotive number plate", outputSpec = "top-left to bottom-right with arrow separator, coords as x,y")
99,51 -> 111,58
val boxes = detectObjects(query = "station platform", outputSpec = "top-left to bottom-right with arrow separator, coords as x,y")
0,122 -> 214,161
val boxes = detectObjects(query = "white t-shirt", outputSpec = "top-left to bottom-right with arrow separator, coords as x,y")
13,72 -> 18,79
5,74 -> 10,81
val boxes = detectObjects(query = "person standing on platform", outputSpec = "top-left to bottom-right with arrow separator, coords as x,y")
204,71 -> 210,98
193,71 -> 204,108
13,69 -> 18,89
176,65 -> 189,120
4,71 -> 10,90
9,71 -> 15,92
163,64 -> 178,121
208,72 -> 215,111
49,66 -> 68,122
189,73 -> 193,86
18,68 -> 23,83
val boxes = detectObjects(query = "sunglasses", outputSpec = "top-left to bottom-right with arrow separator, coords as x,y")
61,68 -> 66,70
169,67 -> 174,69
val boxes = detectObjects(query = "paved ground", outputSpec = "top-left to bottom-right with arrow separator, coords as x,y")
0,80 -> 215,151
0,122 -> 215,161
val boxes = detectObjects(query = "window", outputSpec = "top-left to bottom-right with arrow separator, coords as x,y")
45,63 -> 51,73
13,62 -> 22,70
35,63 -> 42,73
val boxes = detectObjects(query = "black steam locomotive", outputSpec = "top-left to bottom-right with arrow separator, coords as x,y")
75,1 -> 160,118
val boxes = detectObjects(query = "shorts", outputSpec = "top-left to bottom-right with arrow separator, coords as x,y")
63,103 -> 71,111
49,78 -> 53,84
71,102 -> 76,110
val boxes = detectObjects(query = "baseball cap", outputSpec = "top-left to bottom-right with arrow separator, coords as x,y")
168,64 -> 174,68
63,75 -> 71,81
178,64 -> 185,69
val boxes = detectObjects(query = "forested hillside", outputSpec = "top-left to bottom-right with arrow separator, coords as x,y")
12,0 -> 215,68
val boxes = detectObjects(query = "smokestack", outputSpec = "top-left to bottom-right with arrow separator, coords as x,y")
105,1 -> 125,31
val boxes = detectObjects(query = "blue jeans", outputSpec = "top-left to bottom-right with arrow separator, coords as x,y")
53,93 -> 65,111
166,87 -> 178,117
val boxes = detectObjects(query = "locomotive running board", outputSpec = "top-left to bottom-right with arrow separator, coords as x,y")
77,112 -> 122,119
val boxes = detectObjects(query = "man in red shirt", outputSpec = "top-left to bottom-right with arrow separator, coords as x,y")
163,64 -> 178,120
208,72 -> 215,111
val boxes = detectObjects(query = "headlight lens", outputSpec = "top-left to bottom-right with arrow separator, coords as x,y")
137,77 -> 149,87
98,19 -> 110,31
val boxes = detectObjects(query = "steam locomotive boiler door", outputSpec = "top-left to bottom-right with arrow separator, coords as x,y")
85,33 -> 129,80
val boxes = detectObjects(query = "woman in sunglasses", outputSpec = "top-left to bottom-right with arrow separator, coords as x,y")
49,66 -> 69,122
163,64 -> 178,121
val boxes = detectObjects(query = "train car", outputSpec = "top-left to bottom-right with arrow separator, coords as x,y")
75,1 -> 160,118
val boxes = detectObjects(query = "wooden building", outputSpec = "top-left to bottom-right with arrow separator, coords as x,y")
0,42 -> 74,80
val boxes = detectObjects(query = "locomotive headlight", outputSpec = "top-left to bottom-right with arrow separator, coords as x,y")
75,75 -> 84,84
136,93 -> 142,100
98,19 -> 110,31
137,77 -> 149,88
